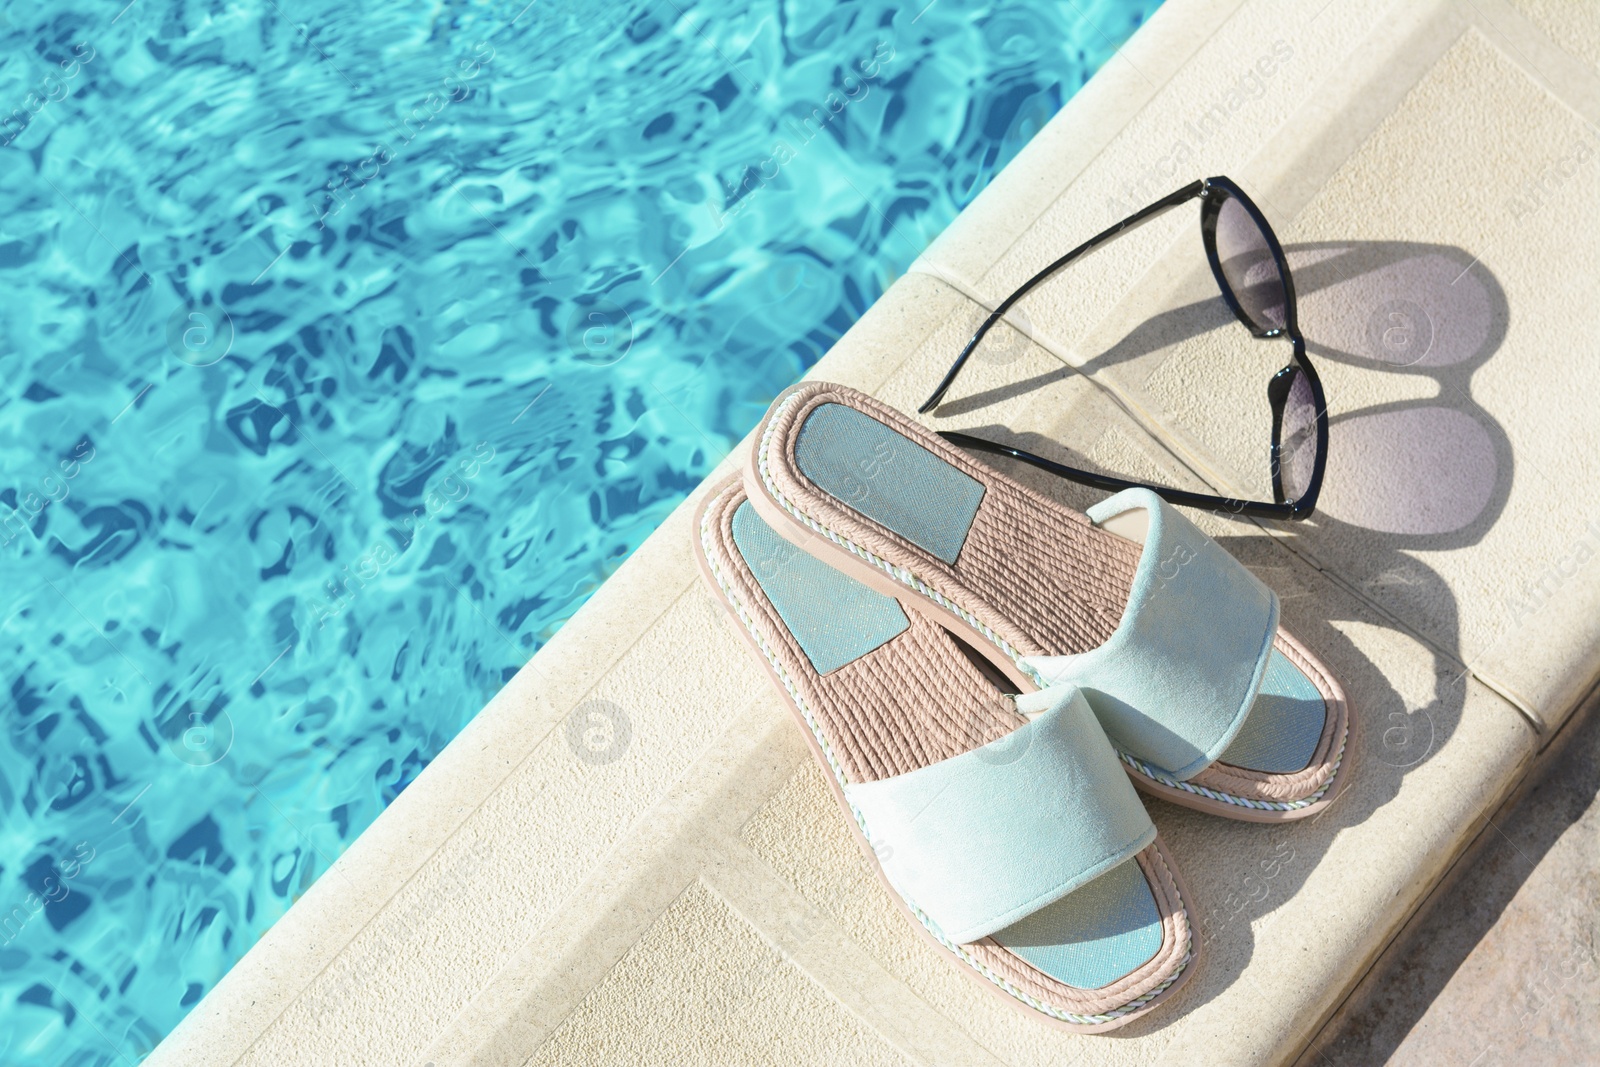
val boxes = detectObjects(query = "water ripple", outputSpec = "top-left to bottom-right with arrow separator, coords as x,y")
0,0 -> 1155,1061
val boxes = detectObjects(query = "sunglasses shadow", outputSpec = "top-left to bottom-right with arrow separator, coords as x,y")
940,241 -> 1512,549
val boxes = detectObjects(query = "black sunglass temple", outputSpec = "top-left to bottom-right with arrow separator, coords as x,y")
918,179 -> 1205,414
917,177 -> 1317,521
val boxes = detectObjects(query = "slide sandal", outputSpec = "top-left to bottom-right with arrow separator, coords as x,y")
745,381 -> 1353,823
695,477 -> 1196,1032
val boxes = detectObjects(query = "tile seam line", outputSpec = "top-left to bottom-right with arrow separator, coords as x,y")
907,229 -> 1313,515
208,575 -> 703,1067
503,881 -> 715,1067
458,773 -> 780,1067
696,810 -> 1021,1065
694,865 -> 953,1067
1464,0 -> 1600,124
1288,678 -> 1600,1064
1464,669 -> 1563,737
920,0 -> 1250,290
1261,533 -> 1549,738
432,681 -> 775,1067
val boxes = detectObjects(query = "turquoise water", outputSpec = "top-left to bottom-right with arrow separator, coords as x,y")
0,0 -> 1156,1061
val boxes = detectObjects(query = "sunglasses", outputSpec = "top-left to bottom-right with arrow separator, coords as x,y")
920,176 -> 1328,521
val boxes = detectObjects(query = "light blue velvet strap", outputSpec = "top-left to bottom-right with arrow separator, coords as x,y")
842,685 -> 1155,944
1025,488 -> 1279,781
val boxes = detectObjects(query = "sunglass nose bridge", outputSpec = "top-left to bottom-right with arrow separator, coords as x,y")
1267,364 -> 1298,406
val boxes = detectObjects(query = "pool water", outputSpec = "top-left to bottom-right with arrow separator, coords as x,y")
0,0 -> 1158,1061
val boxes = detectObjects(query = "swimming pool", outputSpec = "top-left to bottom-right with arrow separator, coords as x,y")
0,0 -> 1157,1061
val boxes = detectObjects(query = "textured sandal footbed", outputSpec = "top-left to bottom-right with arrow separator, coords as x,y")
792,401 -> 1323,776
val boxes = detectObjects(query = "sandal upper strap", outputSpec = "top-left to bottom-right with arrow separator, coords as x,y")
843,685 -> 1155,944
1026,487 -> 1279,780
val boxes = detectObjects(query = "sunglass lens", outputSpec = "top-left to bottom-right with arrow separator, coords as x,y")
1276,368 -> 1319,503
1215,194 -> 1288,331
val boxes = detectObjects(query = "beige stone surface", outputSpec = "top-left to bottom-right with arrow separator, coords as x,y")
524,882 -> 914,1067
144,0 -> 1600,1065
1511,0 -> 1600,75
913,2 -> 1600,731
1304,696 -> 1600,1066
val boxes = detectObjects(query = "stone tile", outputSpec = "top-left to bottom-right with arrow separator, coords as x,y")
916,0 -> 1406,319
915,9 -> 1600,732
1150,28 -> 1600,730
1510,0 -> 1600,75
230,588 -> 766,1067
418,701 -> 1006,1067
525,881 -> 915,1067
1150,579 -> 1536,1067
1306,700 -> 1600,1066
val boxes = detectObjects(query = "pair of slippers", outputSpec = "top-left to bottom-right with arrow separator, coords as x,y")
694,382 -> 1353,1031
